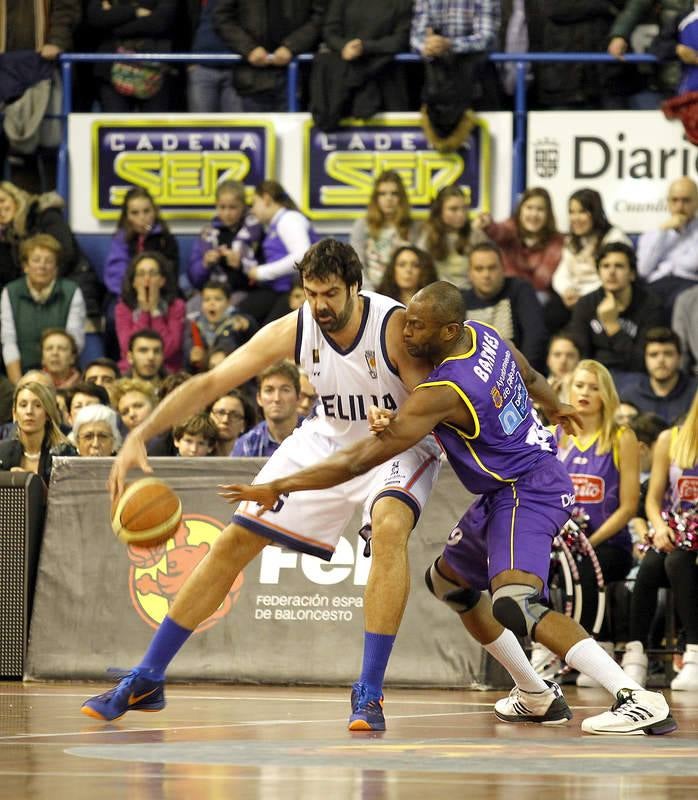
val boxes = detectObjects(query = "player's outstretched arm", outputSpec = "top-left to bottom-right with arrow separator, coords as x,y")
506,338 -> 582,434
108,311 -> 298,502
219,385 -> 454,512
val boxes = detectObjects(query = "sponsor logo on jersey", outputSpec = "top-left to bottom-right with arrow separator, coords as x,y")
572,456 -> 588,465
490,386 -> 503,408
677,476 -> 698,502
365,350 -> 377,379
569,473 -> 605,503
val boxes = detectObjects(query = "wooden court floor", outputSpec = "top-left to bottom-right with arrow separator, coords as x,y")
0,681 -> 696,800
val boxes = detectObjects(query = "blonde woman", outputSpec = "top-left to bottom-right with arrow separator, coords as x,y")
553,360 -> 640,686
350,170 -> 419,289
621,390 -> 698,690
0,381 -> 73,484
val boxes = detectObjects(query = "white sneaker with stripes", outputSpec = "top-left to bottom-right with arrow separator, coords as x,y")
581,689 -> 677,735
494,680 -> 572,725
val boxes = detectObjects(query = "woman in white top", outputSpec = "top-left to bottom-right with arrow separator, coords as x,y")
547,188 -> 631,332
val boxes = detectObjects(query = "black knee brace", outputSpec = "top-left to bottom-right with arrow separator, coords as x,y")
425,559 -> 481,614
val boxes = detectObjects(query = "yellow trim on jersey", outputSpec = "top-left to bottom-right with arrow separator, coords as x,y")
444,423 -> 516,484
439,324 -> 478,363
416,380 -> 481,439
509,484 -> 520,568
570,429 -> 601,453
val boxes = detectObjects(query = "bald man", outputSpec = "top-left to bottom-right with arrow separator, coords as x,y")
637,177 -> 698,309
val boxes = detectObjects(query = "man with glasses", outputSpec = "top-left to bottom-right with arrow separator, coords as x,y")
209,390 -> 253,456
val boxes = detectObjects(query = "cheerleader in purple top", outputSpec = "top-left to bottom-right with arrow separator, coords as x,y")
621,390 -> 698,691
553,359 -> 640,687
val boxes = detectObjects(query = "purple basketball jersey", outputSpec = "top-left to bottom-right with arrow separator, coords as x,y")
668,427 -> 698,512
418,321 -> 560,494
554,427 -> 631,551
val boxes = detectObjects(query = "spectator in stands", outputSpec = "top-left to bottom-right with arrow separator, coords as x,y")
115,252 -> 185,374
0,374 -> 13,424
0,233 -> 86,384
209,389 -> 256,455
615,399 -> 640,427
566,242 -> 665,380
672,283 -> 698,376
66,380 -> 111,428
40,328 -> 81,389
213,0 -> 324,112
82,357 -> 121,388
476,187 -> 565,299
621,391 -> 698,690
71,404 -> 122,456
0,182 -> 103,323
411,0 -> 501,149
124,329 -> 166,384
207,346 -> 231,371
145,371 -> 192,455
545,333 -> 580,403
309,0 -> 412,131
104,187 -> 179,302
375,246 -> 438,305
351,171 -> 419,290
111,376 -> 158,433
536,1 -> 644,110
86,0 -> 177,112
622,327 -> 698,424
187,0 -> 240,113
172,412 -> 218,457
184,282 -> 257,373
463,242 -> 548,372
233,360 -> 301,457
187,180 -> 263,301
0,381 -> 73,483
637,177 -> 698,310
548,189 -> 632,332
296,368 -> 317,418
416,185 -> 486,290
238,181 -> 315,325
551,360 -> 639,686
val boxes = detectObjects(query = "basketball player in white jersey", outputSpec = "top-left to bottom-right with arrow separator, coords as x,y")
83,239 -> 441,730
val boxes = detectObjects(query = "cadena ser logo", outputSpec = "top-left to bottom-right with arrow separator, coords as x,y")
569,474 -> 605,504
127,513 -> 243,632
302,117 -> 490,220
92,119 -> 275,221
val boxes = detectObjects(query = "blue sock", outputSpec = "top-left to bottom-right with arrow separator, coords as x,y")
137,616 -> 192,680
359,632 -> 396,697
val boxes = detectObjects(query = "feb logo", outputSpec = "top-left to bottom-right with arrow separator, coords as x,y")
569,474 -> 605,503
303,117 -> 490,220
92,119 -> 274,220
127,513 -> 243,632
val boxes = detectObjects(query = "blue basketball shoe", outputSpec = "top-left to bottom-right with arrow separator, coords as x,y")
81,668 -> 166,721
348,682 -> 385,731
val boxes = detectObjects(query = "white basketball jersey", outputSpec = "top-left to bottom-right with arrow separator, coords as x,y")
296,291 -> 410,446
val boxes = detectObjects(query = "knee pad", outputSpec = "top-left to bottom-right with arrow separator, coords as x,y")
425,559 -> 481,614
491,584 -> 550,638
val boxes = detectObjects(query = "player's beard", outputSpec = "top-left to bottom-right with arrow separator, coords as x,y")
316,294 -> 354,333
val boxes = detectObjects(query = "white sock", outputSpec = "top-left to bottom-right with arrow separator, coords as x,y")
484,629 -> 548,693
565,638 -> 643,696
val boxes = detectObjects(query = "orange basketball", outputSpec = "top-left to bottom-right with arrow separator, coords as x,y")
111,477 -> 182,548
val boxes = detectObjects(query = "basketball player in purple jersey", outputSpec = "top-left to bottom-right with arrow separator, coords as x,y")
225,280 -> 677,736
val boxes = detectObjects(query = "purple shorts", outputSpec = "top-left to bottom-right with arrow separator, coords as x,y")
441,459 -> 573,595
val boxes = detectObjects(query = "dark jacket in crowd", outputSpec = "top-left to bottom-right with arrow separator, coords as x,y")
0,436 -> 77,486
463,277 -> 548,372
622,371 -> 698,424
213,0 -> 325,95
2,0 -> 81,52
536,0 -> 644,107
567,283 -> 666,373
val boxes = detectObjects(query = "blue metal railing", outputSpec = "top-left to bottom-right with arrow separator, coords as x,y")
57,51 -> 658,213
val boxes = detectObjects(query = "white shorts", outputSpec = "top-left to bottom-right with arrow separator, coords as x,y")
233,423 -> 441,561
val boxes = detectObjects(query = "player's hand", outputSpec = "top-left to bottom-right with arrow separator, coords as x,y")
108,432 -> 152,504
217,481 -> 280,514
367,404 -> 396,435
546,402 -> 582,436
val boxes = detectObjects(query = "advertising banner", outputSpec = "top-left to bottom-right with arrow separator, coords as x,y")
90,119 -> 275,221
303,118 -> 489,221
68,113 -> 513,234
527,111 -> 695,233
27,458 -> 481,687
